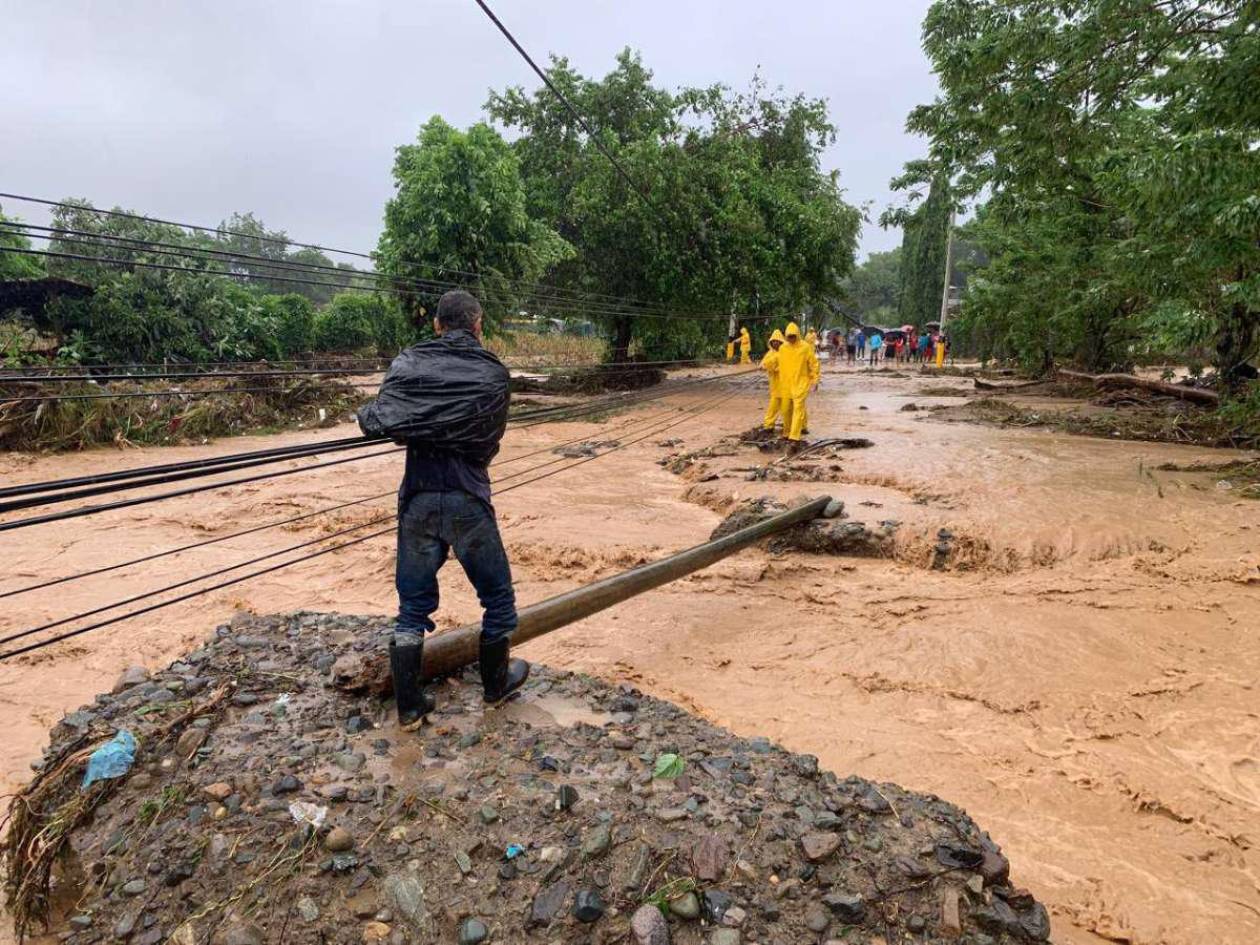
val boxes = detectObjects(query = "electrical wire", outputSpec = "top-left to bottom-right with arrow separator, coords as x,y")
1,192 -> 753,318
0,376 -> 754,660
3,221 -> 722,324
0,383 -> 725,599
0,368 -> 757,529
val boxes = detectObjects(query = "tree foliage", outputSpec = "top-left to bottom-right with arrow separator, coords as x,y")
900,0 -> 1259,387
485,52 -> 861,359
837,248 -> 901,325
376,117 -> 573,329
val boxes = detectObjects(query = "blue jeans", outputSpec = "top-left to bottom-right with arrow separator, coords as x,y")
395,491 -> 517,643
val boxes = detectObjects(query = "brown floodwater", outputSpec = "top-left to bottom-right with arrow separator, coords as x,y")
1,364 -> 1257,945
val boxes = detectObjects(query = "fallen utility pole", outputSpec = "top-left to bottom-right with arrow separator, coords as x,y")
337,495 -> 834,692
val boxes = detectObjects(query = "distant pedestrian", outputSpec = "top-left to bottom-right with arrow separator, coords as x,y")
857,329 -> 867,359
846,329 -> 857,364
868,332 -> 883,366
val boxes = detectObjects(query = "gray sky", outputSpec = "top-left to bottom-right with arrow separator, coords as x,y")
4,0 -> 936,265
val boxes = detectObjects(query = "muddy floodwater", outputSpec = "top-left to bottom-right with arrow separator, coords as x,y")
2,365 -> 1257,945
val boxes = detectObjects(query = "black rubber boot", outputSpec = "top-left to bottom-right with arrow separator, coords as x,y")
479,636 -> 530,705
390,637 -> 435,726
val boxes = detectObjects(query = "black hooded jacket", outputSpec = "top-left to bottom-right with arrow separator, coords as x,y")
357,329 -> 510,506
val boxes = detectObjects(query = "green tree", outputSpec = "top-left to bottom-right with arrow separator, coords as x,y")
902,0 -> 1259,384
487,53 -> 861,360
376,117 -> 572,328
890,172 -> 951,328
839,249 -> 901,322
314,292 -> 406,355
0,206 -> 45,281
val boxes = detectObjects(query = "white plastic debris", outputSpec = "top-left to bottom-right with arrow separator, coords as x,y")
288,801 -> 327,829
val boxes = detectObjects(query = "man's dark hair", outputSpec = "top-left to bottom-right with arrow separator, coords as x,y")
435,290 -> 483,331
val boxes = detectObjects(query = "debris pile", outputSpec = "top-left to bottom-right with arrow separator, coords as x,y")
4,612 -> 1049,945
710,498 -> 896,558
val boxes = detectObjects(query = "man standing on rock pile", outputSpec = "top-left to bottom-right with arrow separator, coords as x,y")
358,289 -> 529,725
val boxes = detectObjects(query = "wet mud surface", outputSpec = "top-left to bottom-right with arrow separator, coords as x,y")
2,364 -> 1258,945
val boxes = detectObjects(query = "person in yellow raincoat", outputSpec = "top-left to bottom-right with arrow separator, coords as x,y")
760,329 -> 785,429
738,326 -> 752,364
725,335 -> 736,362
777,321 -> 819,448
805,328 -> 818,350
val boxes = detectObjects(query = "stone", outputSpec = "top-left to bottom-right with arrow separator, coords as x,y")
112,666 -> 150,693
531,880 -> 571,926
361,921 -> 390,943
793,754 -> 819,777
297,898 -> 320,922
670,891 -> 701,919
800,832 -> 842,862
710,930 -> 740,945
722,905 -> 747,927
69,914 -> 93,929
555,784 -> 579,811
690,834 -> 729,881
1020,902 -> 1052,941
572,888 -> 606,922
940,887 -> 963,938
980,848 -> 1011,886
272,774 -> 301,794
345,715 -> 371,734
454,849 -> 473,875
906,915 -> 926,933
457,917 -> 488,945
215,922 -> 264,945
702,889 -> 732,924
324,826 -> 354,853
121,879 -> 146,896
630,903 -> 670,945
654,807 -> 688,822
477,804 -> 499,825
581,823 -> 611,858
383,871 -> 429,932
114,912 -> 138,940
202,782 -> 233,802
821,891 -> 865,923
175,728 -> 207,758
805,903 -> 831,933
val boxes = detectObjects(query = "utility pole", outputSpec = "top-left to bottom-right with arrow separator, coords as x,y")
938,209 -> 956,333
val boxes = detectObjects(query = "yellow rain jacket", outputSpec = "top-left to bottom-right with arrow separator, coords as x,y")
778,322 -> 815,440
738,327 -> 752,364
760,329 -> 785,429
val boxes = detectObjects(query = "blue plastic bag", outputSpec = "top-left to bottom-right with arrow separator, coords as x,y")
82,730 -> 137,789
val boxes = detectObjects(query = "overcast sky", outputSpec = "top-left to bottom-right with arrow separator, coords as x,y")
4,0 -> 936,265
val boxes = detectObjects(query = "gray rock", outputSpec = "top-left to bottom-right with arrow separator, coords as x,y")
121,879 -> 146,896
112,666 -> 150,694
555,784 -> 579,811
477,804 -> 499,825
710,930 -> 740,945
457,732 -> 482,749
384,871 -> 430,932
530,880 -> 571,926
215,921 -> 264,945
581,824 -> 611,859
572,888 -> 606,922
670,891 -> 701,919
69,914 -> 93,929
296,898 -> 320,922
805,903 -> 830,933
822,890 -> 865,923
454,849 -> 473,875
654,807 -> 688,822
458,917 -> 488,945
630,903 -> 670,945
272,774 -> 301,795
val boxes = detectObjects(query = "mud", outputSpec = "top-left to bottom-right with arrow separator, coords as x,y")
2,365 -> 1259,945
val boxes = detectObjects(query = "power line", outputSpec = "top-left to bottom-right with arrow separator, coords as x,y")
0,369 -> 756,529
1,192 -> 759,320
0,382 -> 725,600
0,376 -> 753,661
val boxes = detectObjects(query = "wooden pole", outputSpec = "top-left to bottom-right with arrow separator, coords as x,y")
422,495 -> 834,677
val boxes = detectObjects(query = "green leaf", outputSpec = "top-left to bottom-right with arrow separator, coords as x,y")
652,753 -> 685,779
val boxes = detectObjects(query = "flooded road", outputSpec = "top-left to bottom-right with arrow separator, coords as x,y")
2,365 -> 1257,945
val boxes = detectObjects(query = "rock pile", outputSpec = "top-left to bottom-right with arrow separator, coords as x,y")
6,612 -> 1050,945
